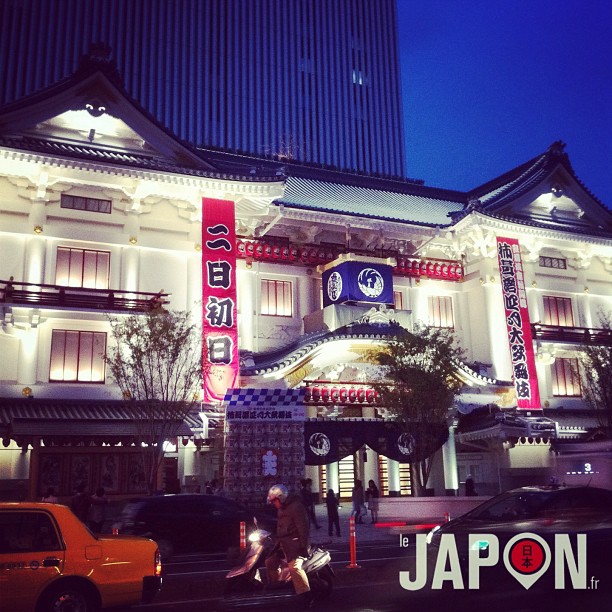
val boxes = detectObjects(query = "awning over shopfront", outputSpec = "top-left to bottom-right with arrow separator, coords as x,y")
0,398 -> 195,447
304,418 -> 448,465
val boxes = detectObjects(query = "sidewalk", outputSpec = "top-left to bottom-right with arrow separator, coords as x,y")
309,503 -> 399,547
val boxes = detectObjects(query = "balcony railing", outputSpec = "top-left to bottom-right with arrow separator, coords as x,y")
531,323 -> 612,346
1,279 -> 169,313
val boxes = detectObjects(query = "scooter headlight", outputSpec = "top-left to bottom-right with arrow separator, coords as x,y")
425,525 -> 441,545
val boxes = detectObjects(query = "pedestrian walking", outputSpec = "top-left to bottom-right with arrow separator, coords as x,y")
71,483 -> 92,523
366,480 -> 379,524
300,478 -> 321,529
465,474 -> 477,496
351,479 -> 365,524
88,487 -> 109,532
325,489 -> 341,537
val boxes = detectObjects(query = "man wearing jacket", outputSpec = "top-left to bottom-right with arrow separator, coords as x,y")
266,483 -> 313,608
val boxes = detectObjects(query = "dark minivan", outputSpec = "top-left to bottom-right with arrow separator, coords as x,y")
116,494 -> 274,559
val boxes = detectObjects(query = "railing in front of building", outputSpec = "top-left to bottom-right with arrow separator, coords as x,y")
1,279 -> 169,313
236,237 -> 464,282
531,323 -> 612,346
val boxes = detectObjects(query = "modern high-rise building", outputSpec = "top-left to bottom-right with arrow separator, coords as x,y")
0,0 -> 406,177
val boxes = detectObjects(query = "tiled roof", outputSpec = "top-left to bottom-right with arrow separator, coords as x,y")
242,323 -> 503,388
0,135 -> 281,182
0,398 -> 196,440
278,176 -> 464,226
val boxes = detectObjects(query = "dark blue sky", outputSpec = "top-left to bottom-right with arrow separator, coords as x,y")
397,0 -> 612,207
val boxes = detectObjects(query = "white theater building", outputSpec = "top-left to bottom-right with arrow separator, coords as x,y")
1,58 -> 611,505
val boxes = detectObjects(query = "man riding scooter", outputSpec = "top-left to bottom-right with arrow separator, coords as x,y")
265,484 -> 314,609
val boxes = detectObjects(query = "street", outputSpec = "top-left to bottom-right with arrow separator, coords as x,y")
116,532 -> 610,612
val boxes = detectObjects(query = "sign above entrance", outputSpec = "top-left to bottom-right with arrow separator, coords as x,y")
223,387 -> 306,421
320,254 -> 395,307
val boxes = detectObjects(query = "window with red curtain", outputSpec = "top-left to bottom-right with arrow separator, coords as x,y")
428,295 -> 454,328
551,357 -> 581,397
543,296 -> 574,327
55,247 -> 110,289
261,279 -> 293,317
49,330 -> 107,383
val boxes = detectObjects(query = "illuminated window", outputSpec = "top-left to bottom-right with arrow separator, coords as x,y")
393,291 -> 403,310
551,358 -> 581,397
49,330 -> 107,383
428,296 -> 454,328
261,279 -> 293,317
539,256 -> 566,269
543,296 -> 574,327
56,247 -> 110,289
61,194 -> 111,214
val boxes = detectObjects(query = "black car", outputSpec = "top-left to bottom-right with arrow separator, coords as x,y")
425,485 -> 612,594
116,494 -> 275,559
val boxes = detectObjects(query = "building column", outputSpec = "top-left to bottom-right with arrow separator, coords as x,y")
442,424 -> 459,495
363,445 -> 379,489
326,461 -> 339,495
186,253 -> 202,312
237,267 -> 256,352
387,458 -> 401,496
25,235 -> 46,285
17,326 -> 39,385
121,246 -> 140,292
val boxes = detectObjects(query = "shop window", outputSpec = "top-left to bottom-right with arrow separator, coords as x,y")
50,330 -> 107,383
551,357 -> 581,397
61,193 -> 111,214
56,247 -> 110,289
261,279 -> 293,317
428,295 -> 454,329
543,296 -> 574,327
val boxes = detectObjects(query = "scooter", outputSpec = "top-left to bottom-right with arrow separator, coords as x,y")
224,528 -> 335,607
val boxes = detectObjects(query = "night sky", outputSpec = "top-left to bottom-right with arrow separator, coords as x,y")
397,0 -> 612,207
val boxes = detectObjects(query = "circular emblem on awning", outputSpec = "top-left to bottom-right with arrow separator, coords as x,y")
397,433 -> 415,456
358,268 -> 384,298
309,432 -> 331,457
327,271 -> 342,302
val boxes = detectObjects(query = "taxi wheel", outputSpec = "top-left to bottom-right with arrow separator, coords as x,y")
38,583 -> 98,612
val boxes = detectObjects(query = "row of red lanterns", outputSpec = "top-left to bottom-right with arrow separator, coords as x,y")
304,386 -> 381,404
236,238 -> 463,280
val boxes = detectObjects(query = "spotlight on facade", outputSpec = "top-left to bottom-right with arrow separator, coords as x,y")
33,225 -> 43,234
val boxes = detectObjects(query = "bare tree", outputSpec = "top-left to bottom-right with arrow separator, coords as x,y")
580,313 -> 612,433
106,310 -> 202,494
372,325 -> 465,495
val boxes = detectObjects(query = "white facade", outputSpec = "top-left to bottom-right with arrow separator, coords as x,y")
1,63 -> 611,503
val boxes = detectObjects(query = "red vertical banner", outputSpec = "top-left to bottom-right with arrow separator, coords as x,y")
202,198 -> 239,403
497,237 -> 541,409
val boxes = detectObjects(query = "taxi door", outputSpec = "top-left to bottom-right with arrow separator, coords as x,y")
0,509 -> 66,611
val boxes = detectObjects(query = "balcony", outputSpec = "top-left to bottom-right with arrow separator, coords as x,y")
1,278 -> 169,313
531,323 -> 612,346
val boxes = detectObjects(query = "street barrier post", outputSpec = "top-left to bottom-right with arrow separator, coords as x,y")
346,515 -> 361,569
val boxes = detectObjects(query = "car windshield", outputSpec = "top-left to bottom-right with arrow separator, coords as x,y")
467,491 -> 554,521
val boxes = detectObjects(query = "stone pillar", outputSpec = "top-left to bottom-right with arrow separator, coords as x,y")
387,458 -> 401,496
442,425 -> 459,495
